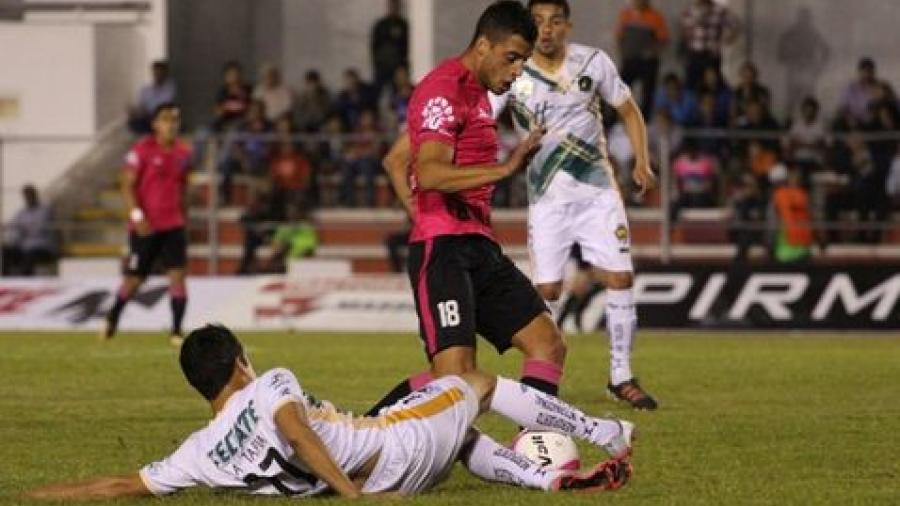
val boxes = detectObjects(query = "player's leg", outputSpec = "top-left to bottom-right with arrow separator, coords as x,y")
458,370 -> 634,460
102,231 -> 158,340
161,228 -> 189,346
473,238 -> 565,397
365,237 -> 477,415
575,194 -> 657,410
528,200 -> 574,320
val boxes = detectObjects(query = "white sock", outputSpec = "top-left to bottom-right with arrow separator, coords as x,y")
606,288 -> 636,385
489,377 -> 622,447
544,298 -> 560,322
462,430 -> 560,491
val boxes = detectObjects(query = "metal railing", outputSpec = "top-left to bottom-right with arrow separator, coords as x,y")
2,127 -> 899,276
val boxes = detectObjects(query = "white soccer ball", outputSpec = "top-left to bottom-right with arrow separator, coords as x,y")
512,430 -> 580,471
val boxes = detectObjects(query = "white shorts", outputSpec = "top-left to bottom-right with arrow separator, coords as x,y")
362,376 -> 480,495
528,191 -> 634,285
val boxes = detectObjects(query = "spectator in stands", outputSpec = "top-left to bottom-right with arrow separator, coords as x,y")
296,70 -> 333,133
769,166 -> 813,264
213,61 -> 252,132
679,0 -> 738,89
615,0 -> 669,117
839,57 -> 895,126
736,99 -> 780,171
731,62 -> 771,123
237,187 -> 280,275
253,63 -> 294,123
670,139 -> 718,221
690,93 -> 729,160
728,173 -> 765,263
695,66 -> 731,125
370,0 -> 409,101
389,66 -> 415,131
220,100 -> 272,204
1,185 -> 56,276
647,108 -> 683,169
264,203 -> 318,273
336,68 -> 378,130
654,73 -> 697,126
270,138 -> 313,218
887,150 -> 900,209
824,134 -> 884,244
128,60 -> 176,135
784,96 -> 827,174
339,109 -> 383,207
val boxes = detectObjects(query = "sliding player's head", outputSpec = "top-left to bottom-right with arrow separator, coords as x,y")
468,0 -> 537,94
180,324 -> 255,401
528,0 -> 571,58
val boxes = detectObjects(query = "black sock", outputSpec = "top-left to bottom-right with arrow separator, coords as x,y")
520,376 -> 559,397
106,295 -> 129,332
171,296 -> 187,335
364,377 -> 414,417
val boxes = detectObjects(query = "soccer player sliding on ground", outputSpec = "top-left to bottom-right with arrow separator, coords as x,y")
28,324 -> 634,500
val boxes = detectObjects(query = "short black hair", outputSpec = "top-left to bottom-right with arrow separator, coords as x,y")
470,0 -> 538,47
180,324 -> 245,400
859,57 -> 875,71
151,102 -> 179,121
527,0 -> 570,19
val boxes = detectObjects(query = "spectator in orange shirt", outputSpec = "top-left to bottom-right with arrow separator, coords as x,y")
615,0 -> 668,117
770,166 -> 813,263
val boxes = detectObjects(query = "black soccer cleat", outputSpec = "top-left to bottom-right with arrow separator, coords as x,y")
552,458 -> 632,492
607,378 -> 658,411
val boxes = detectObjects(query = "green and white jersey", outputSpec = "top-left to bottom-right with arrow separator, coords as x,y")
491,44 -> 631,204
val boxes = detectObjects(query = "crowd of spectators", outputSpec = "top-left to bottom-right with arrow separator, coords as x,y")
118,0 -> 899,274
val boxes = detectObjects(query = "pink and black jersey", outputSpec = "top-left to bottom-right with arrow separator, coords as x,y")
407,58 -> 499,242
124,136 -> 191,232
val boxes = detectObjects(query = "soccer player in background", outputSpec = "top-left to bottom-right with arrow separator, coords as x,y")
28,324 -> 634,499
382,0 -> 659,410
101,103 -> 191,346
368,0 -> 573,416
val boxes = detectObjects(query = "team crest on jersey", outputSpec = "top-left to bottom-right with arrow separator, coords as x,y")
615,224 -> 629,243
578,75 -> 593,92
421,97 -> 455,131
512,78 -> 534,100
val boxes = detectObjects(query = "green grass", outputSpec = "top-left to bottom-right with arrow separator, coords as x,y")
1,331 -> 899,506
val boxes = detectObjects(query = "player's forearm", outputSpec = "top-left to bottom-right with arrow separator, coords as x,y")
383,153 -> 413,215
290,427 -> 362,499
417,160 -> 510,193
27,474 -> 151,500
617,99 -> 651,163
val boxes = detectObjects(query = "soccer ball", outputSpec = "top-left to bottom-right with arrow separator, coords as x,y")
512,430 -> 580,471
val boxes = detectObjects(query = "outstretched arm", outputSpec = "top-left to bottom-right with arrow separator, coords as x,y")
615,97 -> 657,196
27,473 -> 152,501
274,401 -> 362,499
383,134 -> 414,216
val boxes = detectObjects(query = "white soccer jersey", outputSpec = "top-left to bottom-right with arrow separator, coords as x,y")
491,43 -> 631,204
139,368 -> 385,497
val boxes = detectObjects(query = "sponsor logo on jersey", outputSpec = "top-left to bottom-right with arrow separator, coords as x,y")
615,224 -> 629,243
513,78 -> 535,100
578,75 -> 593,92
421,97 -> 455,132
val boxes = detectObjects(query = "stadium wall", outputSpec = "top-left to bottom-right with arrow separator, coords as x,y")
1,268 -> 897,332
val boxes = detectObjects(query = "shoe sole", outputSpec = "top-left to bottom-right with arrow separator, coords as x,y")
605,387 -> 658,411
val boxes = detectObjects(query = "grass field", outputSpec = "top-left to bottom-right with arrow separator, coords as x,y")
1,330 -> 898,506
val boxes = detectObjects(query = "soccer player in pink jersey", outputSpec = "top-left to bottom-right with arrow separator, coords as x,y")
367,1 -> 578,416
101,103 -> 191,346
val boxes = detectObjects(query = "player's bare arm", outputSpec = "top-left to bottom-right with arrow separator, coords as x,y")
273,400 -> 362,499
27,473 -> 151,500
615,97 -> 656,195
417,130 -> 543,193
121,169 -> 151,236
382,134 -> 414,216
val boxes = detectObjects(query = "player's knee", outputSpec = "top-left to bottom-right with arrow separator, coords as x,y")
536,283 -> 563,301
601,271 -> 634,290
458,370 -> 496,411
